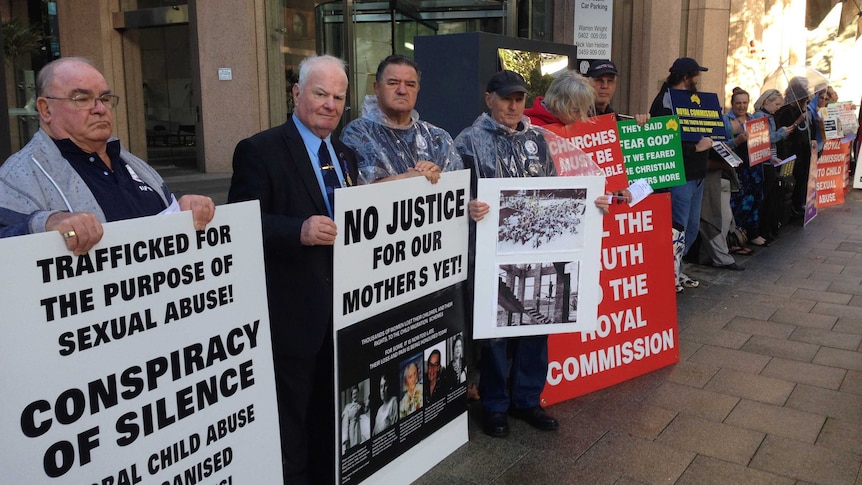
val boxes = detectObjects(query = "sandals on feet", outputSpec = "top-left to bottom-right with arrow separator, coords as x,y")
730,246 -> 754,255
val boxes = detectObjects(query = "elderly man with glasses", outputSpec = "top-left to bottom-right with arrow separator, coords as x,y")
0,57 -> 214,254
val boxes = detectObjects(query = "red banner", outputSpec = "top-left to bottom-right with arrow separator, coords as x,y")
815,139 -> 850,208
542,194 -> 679,405
745,118 -> 772,166
542,113 -> 628,191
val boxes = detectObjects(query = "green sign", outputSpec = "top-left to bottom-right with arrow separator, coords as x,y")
618,115 -> 686,189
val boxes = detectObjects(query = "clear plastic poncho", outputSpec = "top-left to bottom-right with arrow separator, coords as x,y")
453,112 -> 603,180
340,95 -> 463,184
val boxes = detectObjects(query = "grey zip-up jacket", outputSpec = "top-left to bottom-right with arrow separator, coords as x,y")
0,129 -> 171,237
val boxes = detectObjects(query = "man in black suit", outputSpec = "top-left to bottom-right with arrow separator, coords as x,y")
228,55 -> 357,485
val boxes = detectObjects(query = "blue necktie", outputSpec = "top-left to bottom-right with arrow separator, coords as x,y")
318,139 -> 341,215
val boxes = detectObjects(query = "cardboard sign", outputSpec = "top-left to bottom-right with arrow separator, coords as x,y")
333,172 -> 470,485
0,202 -> 283,484
542,113 -> 629,191
814,139 -> 850,209
668,89 -> 728,142
543,194 -> 679,405
473,176 -> 605,339
745,117 -> 772,166
619,116 -> 686,189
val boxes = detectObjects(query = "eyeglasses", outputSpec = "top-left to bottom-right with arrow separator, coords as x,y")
44,94 -> 121,110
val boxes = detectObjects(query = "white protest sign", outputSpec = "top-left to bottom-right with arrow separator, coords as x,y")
473,176 -> 605,339
0,202 -> 283,485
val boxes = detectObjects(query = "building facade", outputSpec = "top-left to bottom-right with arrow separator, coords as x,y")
2,0 -> 859,172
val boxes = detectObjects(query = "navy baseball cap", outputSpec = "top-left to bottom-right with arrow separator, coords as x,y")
670,57 -> 708,73
586,60 -> 618,78
487,70 -> 528,96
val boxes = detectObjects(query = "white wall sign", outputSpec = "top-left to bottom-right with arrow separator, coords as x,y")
574,0 -> 613,60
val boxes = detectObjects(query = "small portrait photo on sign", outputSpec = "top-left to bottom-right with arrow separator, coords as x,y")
423,343 -> 448,405
496,261 -> 579,327
446,333 -> 467,385
340,379 -> 371,454
398,354 -> 424,418
372,371 -> 399,435
497,188 -> 588,254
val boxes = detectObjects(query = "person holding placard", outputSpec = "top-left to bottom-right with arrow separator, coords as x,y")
229,55 -> 358,485
457,71 -> 609,439
341,54 -> 462,185
751,89 -> 797,241
0,57 -> 215,253
648,57 -> 714,290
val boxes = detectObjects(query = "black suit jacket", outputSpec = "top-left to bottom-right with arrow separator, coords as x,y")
228,118 -> 358,359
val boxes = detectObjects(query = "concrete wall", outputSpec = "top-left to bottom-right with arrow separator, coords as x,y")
56,0 -> 142,154
189,0 -> 269,173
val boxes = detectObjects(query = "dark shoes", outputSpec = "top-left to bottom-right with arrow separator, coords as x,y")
483,412 -> 509,438
716,262 -> 745,271
509,406 -> 559,431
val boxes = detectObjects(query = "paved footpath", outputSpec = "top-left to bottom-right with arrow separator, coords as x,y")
162,166 -> 861,484
416,192 -> 862,485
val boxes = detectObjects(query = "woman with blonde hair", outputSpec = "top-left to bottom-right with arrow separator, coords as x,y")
525,70 -> 596,126
752,89 -> 797,240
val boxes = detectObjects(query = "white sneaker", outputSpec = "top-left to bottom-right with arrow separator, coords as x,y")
679,273 -> 700,288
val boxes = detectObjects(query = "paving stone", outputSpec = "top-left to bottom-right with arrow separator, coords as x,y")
656,414 -> 765,465
643,381 -> 738,421
774,275 -> 830,291
834,318 -> 862,335
677,338 -> 702,361
817,417 -> 862,457
749,435 -> 861,484
769,308 -> 838,329
686,344 -> 771,373
791,288 -> 854,305
826,281 -> 862,296
808,271 -> 862,285
570,396 -> 677,440
705,299 -> 779,320
679,325 -> 751,350
724,399 -> 825,443
812,302 -> 862,320
568,430 -> 694,484
841,370 -> 862,395
786,384 -> 862,423
740,335 -> 820,362
813,347 -> 862,372
725,316 -> 795,339
430,428 -> 529,484
664,360 -> 720,389
761,357 -> 846,390
790,326 -> 862,350
703,368 -> 795,405
791,261 -> 847,274
676,455 -> 794,485
849,295 -> 862,308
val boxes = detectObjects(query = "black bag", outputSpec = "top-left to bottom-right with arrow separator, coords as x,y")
775,175 -> 796,227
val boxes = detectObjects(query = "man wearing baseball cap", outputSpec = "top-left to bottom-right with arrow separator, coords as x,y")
648,57 -> 713,292
586,59 -> 619,116
586,59 -> 650,125
454,70 -> 560,437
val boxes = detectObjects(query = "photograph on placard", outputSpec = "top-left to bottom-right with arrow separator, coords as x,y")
496,188 -> 587,254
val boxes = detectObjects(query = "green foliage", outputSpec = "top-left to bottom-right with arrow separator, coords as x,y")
1,18 -> 44,61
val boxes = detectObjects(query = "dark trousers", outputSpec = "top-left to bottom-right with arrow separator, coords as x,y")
273,336 -> 335,485
478,335 -> 549,413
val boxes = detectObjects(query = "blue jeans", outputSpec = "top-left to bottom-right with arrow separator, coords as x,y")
479,335 -> 548,413
668,178 -> 705,256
